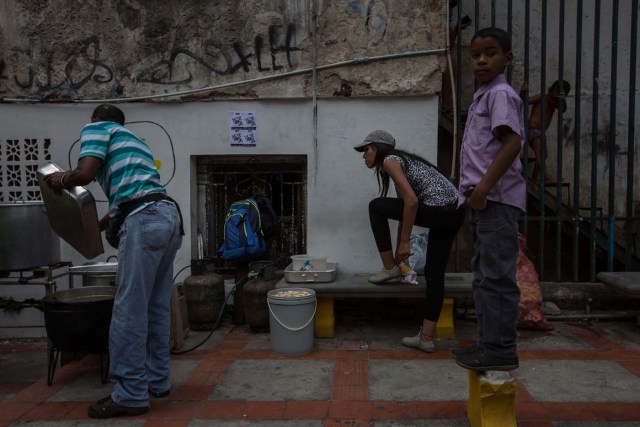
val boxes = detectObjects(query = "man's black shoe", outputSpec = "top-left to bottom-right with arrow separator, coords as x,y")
88,396 -> 149,419
455,349 -> 519,372
149,388 -> 171,398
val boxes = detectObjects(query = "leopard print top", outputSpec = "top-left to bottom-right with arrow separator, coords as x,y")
384,154 -> 458,207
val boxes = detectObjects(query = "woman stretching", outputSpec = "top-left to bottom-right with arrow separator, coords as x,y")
354,129 -> 465,352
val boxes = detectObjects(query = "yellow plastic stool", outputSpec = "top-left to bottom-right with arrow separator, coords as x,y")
314,297 -> 335,337
467,370 -> 516,427
434,297 -> 455,340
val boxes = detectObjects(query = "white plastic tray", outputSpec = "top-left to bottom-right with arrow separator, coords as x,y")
284,262 -> 338,283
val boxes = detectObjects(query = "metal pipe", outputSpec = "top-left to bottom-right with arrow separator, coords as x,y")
507,0 -> 513,83
454,1 -> 465,181
491,0 -> 496,28
590,0 -> 602,282
445,0 -> 457,270
311,0 -> 319,181
572,0 -> 584,282
626,0 -> 638,268
543,312 -> 638,320
607,0 -> 620,271
461,311 -> 638,321
446,0 -> 458,180
539,0 -> 548,279
474,0 -> 479,34
556,0 -> 566,281
474,0 -> 479,93
523,0 -> 531,240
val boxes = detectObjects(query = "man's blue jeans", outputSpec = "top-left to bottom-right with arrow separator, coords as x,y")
109,200 -> 182,407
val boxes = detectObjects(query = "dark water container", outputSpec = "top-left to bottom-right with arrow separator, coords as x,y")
183,272 -> 225,331
243,277 -> 279,332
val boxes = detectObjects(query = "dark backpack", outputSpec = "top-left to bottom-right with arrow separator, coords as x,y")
253,194 -> 278,240
218,196 -> 277,262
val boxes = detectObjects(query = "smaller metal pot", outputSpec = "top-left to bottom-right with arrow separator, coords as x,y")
82,274 -> 116,287
68,262 -> 117,287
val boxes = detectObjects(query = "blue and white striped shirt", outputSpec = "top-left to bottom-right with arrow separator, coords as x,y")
79,121 -> 165,217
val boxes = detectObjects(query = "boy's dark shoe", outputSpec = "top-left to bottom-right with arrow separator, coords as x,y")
454,349 -> 519,371
88,396 -> 149,419
450,344 -> 479,359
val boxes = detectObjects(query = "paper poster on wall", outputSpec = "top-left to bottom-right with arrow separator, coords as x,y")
229,111 -> 257,146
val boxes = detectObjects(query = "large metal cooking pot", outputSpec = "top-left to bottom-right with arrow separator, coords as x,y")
0,201 -> 60,271
42,286 -> 116,353
42,286 -> 115,385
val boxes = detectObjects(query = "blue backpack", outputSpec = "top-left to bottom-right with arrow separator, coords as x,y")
218,197 -> 277,262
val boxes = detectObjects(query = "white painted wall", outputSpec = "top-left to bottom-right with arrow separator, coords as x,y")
312,98 -> 439,270
0,97 -> 439,337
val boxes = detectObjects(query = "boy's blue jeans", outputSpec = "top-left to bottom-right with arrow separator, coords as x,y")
469,201 -> 521,359
109,200 -> 182,407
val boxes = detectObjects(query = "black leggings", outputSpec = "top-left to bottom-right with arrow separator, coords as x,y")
368,197 -> 465,322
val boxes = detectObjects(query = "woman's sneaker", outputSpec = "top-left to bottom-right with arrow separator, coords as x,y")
401,333 -> 435,353
368,266 -> 402,284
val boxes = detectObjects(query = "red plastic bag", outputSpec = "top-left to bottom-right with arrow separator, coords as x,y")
516,233 -> 554,331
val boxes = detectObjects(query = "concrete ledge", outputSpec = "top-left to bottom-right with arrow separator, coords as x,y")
539,281 -> 640,311
596,272 -> 640,298
275,272 -> 474,298
276,273 -> 473,339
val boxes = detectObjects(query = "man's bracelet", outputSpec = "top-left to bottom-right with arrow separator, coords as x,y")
60,172 -> 70,188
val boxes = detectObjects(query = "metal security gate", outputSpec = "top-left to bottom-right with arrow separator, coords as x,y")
195,155 -> 307,272
443,0 -> 640,281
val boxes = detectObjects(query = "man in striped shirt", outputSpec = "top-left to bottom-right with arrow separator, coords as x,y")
45,104 -> 183,418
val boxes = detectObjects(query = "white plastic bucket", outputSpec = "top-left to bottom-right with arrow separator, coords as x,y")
310,256 -> 327,271
291,254 -> 312,270
267,288 -> 316,355
291,254 -> 327,271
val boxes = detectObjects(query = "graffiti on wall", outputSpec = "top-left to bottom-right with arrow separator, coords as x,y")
2,37 -> 113,97
136,24 -> 301,85
347,0 -> 388,45
0,23 -> 302,98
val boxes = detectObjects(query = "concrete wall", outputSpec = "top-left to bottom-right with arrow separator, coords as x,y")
0,0 -> 447,100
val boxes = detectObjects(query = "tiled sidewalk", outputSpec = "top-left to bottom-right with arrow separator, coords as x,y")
1,310 -> 640,426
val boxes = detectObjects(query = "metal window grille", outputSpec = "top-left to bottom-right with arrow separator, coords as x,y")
195,155 -> 307,272
0,138 -> 52,202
